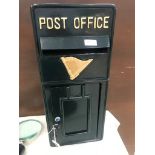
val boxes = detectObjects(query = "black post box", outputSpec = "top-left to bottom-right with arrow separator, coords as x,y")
31,4 -> 116,147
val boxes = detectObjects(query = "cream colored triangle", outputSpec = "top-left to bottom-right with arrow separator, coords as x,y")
61,57 -> 93,80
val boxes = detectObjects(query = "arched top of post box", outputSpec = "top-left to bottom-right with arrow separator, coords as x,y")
31,4 -> 116,56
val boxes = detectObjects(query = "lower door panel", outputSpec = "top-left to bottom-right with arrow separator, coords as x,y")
43,82 -> 107,146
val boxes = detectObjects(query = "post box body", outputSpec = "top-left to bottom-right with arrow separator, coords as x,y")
31,4 -> 116,147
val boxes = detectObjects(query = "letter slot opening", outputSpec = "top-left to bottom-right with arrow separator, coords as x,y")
40,36 -> 110,56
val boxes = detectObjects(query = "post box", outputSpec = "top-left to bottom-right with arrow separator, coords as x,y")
31,4 -> 116,147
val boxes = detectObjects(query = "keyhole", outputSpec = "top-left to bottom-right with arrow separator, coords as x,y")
55,117 -> 61,123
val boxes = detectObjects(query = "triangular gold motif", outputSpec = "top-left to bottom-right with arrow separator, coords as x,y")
61,57 -> 93,80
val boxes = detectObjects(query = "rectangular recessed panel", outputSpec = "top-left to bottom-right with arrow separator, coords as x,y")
62,97 -> 89,135
70,85 -> 81,97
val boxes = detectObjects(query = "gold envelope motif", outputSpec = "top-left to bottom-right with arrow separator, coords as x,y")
60,57 -> 93,80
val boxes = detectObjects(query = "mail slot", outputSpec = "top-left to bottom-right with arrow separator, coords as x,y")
31,4 -> 116,147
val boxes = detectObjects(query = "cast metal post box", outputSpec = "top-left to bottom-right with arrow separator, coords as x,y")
31,4 -> 116,147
